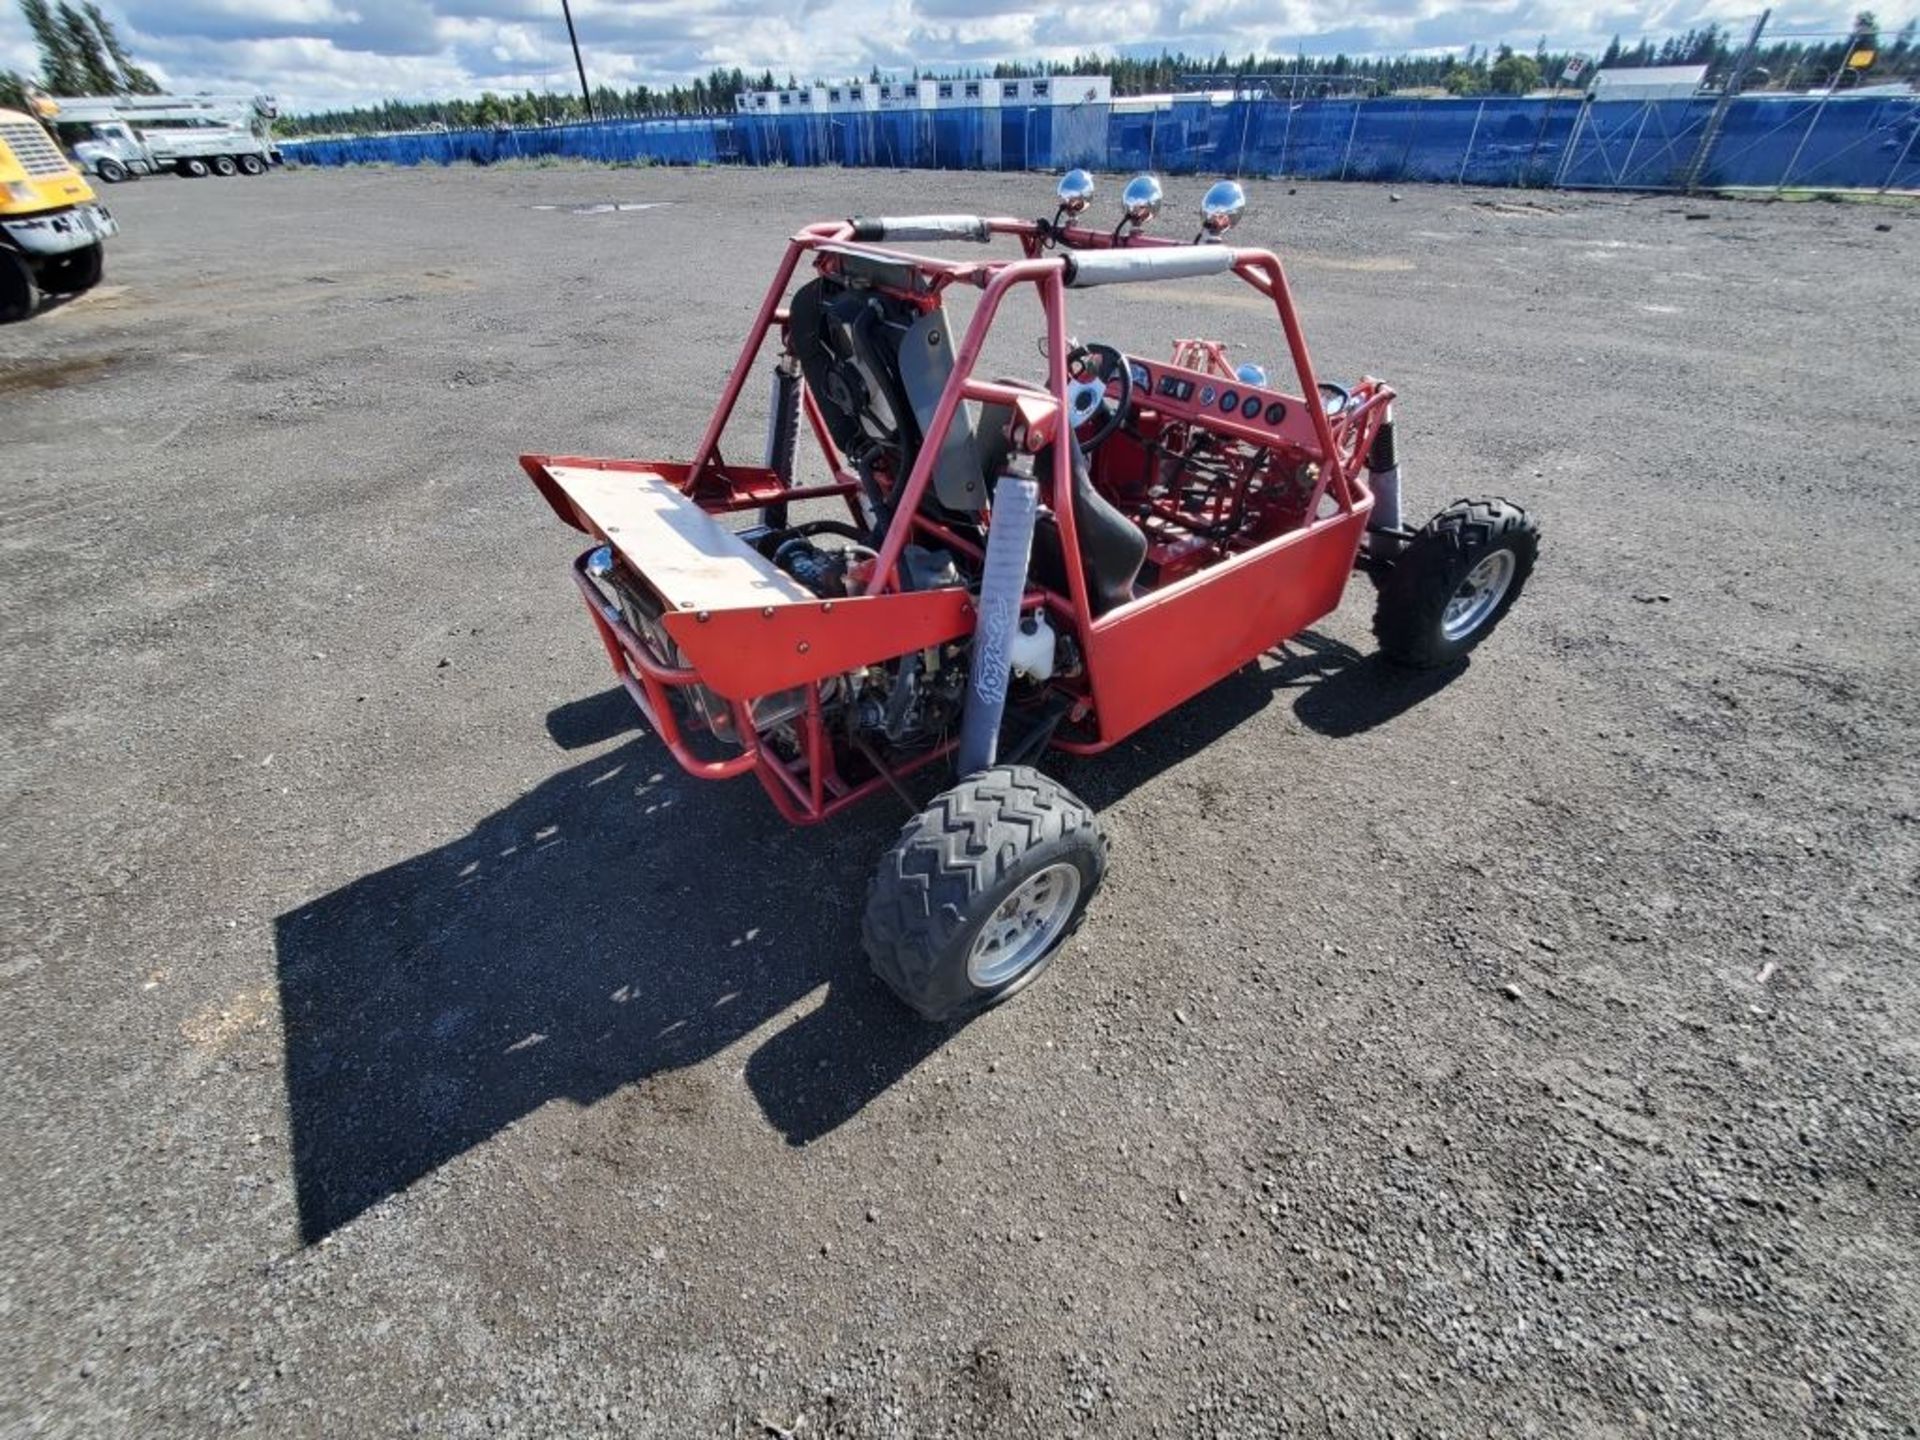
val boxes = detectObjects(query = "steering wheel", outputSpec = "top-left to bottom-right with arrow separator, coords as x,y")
1065,342 -> 1133,451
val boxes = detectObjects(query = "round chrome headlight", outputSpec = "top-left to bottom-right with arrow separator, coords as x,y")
1201,179 -> 1247,234
1121,173 -> 1162,226
1055,168 -> 1095,215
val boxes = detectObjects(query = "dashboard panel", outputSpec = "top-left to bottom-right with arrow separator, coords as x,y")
1121,353 -> 1319,451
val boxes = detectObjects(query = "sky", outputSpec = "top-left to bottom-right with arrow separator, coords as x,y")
0,2 -> 1886,113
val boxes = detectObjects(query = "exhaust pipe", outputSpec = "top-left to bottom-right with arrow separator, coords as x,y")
957,467 -> 1041,777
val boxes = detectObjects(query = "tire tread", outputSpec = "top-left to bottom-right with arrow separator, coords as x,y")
1374,496 -> 1539,668
863,765 -> 1106,1021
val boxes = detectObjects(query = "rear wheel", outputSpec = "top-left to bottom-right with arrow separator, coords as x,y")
38,243 -> 103,297
0,249 -> 37,323
211,155 -> 238,177
96,158 -> 128,183
178,158 -> 209,178
238,154 -> 267,176
1374,497 -> 1538,668
863,765 -> 1106,1022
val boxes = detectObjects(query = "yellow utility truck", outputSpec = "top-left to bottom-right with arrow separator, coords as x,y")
1,105 -> 117,322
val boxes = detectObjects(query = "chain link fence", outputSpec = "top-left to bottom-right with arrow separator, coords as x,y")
282,94 -> 1920,194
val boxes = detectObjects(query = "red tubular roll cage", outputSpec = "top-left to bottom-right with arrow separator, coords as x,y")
534,213 -> 1394,823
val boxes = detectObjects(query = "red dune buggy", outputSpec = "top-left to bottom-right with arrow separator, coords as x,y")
524,173 -> 1537,1021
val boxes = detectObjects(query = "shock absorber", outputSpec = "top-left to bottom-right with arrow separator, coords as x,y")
762,354 -> 802,528
957,461 -> 1042,777
1365,407 -> 1403,552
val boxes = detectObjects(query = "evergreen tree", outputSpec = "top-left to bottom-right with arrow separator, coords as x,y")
55,2 -> 117,91
15,0 -> 158,96
83,2 -> 158,93
19,0 -> 83,93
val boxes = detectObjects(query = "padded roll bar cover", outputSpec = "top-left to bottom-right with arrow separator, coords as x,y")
1063,246 -> 1236,287
847,214 -> 991,243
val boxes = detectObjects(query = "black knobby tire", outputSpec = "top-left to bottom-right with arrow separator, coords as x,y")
96,158 -> 128,183
212,155 -> 238,177
0,249 -> 37,324
1374,497 -> 1538,668
863,764 -> 1107,1022
238,154 -> 267,176
38,243 -> 103,297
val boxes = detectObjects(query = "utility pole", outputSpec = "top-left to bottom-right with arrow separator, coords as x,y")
560,0 -> 594,120
1684,7 -> 1768,192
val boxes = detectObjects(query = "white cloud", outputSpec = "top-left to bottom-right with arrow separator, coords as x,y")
0,1 -> 1879,112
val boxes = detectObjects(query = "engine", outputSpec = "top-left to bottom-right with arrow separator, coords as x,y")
766,532 -> 971,750
771,537 -> 859,598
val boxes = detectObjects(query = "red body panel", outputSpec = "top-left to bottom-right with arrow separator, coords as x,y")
1079,506 -> 1369,745
663,591 -> 974,702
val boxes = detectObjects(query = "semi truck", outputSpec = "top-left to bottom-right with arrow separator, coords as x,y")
35,92 -> 279,181
0,105 -> 116,321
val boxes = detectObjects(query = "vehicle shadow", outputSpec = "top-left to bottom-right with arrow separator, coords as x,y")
274,643 -> 1462,1242
1279,631 -> 1469,739
1060,630 -> 1469,808
272,730 -> 938,1242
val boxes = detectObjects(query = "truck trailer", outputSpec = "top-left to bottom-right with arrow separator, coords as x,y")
36,92 -> 279,181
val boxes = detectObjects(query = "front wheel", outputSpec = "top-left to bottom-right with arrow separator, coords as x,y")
96,158 -> 128,183
0,249 -> 38,323
863,765 -> 1107,1022
1374,498 -> 1538,668
38,243 -> 103,297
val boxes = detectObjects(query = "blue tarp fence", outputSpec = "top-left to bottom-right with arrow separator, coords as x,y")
283,94 -> 1920,193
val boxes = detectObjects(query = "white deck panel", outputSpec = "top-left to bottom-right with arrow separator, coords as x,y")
547,465 -> 813,611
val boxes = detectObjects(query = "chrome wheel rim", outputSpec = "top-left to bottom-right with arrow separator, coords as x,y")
966,863 -> 1082,989
1441,549 -> 1516,642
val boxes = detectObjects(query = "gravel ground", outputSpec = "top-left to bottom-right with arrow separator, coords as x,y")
2,163 -> 1916,1437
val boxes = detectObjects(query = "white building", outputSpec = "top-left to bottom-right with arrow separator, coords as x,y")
819,81 -> 877,112
989,76 -> 1114,106
1588,65 -> 1708,102
736,73 -> 1112,114
875,80 -> 927,110
1053,75 -> 1112,106
926,77 -> 997,108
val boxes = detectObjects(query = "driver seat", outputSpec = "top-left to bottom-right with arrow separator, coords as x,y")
786,276 -> 988,513
978,387 -> 1147,616
1051,437 -> 1147,615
